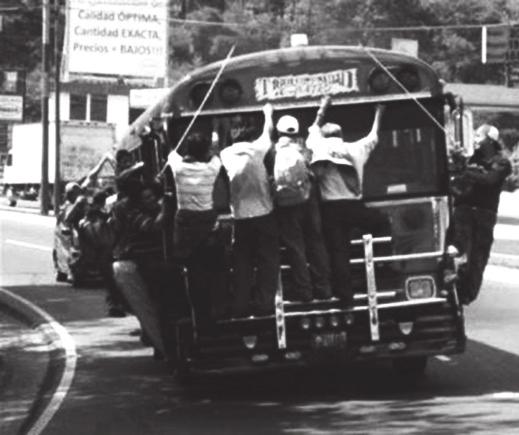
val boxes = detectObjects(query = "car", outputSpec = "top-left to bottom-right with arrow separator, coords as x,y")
52,214 -> 102,287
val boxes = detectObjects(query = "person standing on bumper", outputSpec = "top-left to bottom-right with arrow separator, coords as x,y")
274,115 -> 331,302
307,97 -> 385,306
221,103 -> 280,317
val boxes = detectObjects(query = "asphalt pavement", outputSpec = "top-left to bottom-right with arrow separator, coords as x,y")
1,192 -> 519,434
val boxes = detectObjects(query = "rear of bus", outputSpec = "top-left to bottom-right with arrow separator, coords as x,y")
124,46 -> 466,376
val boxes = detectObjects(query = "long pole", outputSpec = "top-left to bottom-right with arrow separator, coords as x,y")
53,0 -> 61,216
40,0 -> 51,215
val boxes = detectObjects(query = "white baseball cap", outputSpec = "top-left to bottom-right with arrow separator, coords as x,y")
475,124 -> 499,142
276,115 -> 299,135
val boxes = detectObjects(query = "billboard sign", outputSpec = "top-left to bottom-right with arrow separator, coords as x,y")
65,0 -> 168,78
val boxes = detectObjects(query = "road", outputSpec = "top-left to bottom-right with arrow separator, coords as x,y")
1,208 -> 519,434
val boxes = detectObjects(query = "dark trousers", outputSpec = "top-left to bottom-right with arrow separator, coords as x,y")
232,213 -> 280,315
277,192 -> 331,299
136,256 -> 187,359
453,204 -> 497,304
185,234 -> 229,329
321,200 -> 390,302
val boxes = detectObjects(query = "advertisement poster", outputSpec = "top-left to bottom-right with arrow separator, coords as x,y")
65,0 -> 168,78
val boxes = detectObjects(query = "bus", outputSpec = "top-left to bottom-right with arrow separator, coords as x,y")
118,45 -> 470,378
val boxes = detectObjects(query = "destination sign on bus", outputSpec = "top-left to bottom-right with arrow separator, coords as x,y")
254,68 -> 359,101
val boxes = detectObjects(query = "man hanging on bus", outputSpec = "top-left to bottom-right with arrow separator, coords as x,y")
273,114 -> 332,302
220,103 -> 280,317
452,124 -> 511,305
306,96 -> 385,307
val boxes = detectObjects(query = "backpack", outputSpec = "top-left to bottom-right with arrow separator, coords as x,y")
273,141 -> 311,206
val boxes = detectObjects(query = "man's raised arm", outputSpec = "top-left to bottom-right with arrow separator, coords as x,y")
350,104 -> 385,163
255,103 -> 274,151
312,95 -> 331,128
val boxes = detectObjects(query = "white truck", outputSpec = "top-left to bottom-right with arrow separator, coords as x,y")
2,120 -> 116,205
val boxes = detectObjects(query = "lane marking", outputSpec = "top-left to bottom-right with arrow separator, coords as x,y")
4,239 -> 53,252
0,288 -> 77,435
491,252 -> 519,260
494,224 -> 519,241
435,355 -> 452,362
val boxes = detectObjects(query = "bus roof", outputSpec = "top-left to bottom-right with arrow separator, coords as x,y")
119,45 -> 442,150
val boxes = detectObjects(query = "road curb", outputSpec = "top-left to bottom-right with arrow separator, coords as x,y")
0,288 -> 77,435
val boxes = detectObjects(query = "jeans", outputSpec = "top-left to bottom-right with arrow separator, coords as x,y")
232,213 -> 280,315
321,200 -> 390,303
277,192 -> 331,300
453,204 -> 497,304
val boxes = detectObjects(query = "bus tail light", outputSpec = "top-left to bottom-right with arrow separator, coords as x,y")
406,276 -> 436,299
300,317 -> 311,330
398,321 -> 414,335
243,335 -> 257,350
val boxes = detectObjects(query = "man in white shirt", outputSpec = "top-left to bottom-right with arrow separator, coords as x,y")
307,97 -> 385,306
221,103 -> 280,317
168,132 -> 228,325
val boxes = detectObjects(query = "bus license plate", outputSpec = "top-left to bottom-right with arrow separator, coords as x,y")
312,332 -> 347,349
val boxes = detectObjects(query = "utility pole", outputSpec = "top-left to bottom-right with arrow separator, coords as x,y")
53,0 -> 61,215
41,0 -> 51,215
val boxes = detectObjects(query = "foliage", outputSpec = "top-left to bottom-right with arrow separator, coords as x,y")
3,0 -> 519,122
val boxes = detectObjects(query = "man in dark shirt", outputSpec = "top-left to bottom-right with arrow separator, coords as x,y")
111,179 -> 180,362
453,124 -> 511,305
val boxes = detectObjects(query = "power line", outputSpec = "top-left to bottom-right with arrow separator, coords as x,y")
6,2 -> 519,33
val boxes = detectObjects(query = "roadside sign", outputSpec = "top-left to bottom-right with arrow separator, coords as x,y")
0,94 -> 23,121
482,25 -> 519,64
0,70 -> 25,94
64,0 -> 169,79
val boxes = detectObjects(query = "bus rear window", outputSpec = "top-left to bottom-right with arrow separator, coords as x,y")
363,100 -> 447,199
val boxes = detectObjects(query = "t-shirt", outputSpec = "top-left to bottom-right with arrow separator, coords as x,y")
306,124 -> 378,201
168,151 -> 222,211
220,136 -> 274,219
